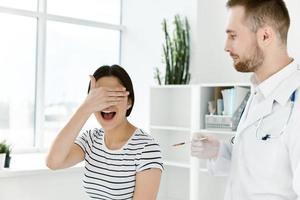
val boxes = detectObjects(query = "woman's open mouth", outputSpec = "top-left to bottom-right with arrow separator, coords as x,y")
101,111 -> 116,120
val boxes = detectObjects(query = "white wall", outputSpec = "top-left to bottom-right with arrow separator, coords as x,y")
286,0 -> 300,61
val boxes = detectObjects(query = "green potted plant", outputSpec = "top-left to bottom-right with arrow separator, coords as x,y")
154,14 -> 191,85
0,140 -> 11,168
0,141 -> 7,169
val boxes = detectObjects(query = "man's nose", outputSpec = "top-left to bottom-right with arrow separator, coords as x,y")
224,40 -> 231,52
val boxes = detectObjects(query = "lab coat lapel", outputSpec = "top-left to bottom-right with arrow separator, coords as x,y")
237,96 -> 274,134
236,93 -> 254,130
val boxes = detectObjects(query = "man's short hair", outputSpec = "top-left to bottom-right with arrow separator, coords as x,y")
227,0 -> 290,45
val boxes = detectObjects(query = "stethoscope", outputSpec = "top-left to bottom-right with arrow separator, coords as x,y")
255,90 -> 296,141
231,90 -> 296,144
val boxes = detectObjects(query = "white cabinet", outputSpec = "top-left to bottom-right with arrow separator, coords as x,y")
150,83 -> 251,200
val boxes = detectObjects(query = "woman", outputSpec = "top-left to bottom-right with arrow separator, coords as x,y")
46,65 -> 163,200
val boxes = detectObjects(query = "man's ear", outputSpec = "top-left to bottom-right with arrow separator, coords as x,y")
257,26 -> 274,47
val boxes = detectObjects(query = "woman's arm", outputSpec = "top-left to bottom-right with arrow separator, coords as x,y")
133,168 -> 162,200
45,106 -> 91,170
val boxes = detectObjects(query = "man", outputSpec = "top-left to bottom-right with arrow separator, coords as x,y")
191,0 -> 300,199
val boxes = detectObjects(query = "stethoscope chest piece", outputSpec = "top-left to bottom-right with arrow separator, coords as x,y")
255,91 -> 296,141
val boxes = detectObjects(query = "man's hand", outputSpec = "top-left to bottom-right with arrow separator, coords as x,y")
191,133 -> 220,159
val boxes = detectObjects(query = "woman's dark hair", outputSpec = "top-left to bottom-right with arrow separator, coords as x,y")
88,65 -> 135,117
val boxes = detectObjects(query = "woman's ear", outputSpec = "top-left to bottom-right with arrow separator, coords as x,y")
127,98 -> 132,110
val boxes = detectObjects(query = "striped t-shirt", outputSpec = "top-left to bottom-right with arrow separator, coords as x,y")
75,128 -> 163,200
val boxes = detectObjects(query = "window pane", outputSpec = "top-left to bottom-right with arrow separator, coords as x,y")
44,21 -> 120,147
0,13 -> 37,148
47,0 -> 121,24
0,0 -> 37,11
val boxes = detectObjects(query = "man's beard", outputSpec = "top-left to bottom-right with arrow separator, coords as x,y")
232,43 -> 264,73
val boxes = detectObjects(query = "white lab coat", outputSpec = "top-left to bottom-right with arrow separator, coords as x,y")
208,62 -> 300,200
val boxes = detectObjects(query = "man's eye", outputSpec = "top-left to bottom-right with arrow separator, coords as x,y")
230,35 -> 236,39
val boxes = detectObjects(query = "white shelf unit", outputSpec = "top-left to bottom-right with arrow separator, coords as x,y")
150,86 -> 194,200
150,83 -> 251,200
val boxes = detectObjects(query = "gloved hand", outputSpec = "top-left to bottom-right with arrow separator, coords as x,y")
191,133 -> 220,159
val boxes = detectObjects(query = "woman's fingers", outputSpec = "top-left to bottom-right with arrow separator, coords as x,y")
85,78 -> 130,112
107,91 -> 130,97
92,86 -> 129,97
105,96 -> 128,103
88,76 -> 126,96
107,87 -> 126,92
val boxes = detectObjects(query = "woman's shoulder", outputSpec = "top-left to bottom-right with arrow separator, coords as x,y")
131,129 -> 161,149
134,129 -> 164,172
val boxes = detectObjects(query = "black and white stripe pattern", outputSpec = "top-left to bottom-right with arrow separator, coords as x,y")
75,128 -> 163,200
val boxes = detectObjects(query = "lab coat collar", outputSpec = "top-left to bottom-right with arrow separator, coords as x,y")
250,59 -> 297,100
273,63 -> 300,105
238,60 -> 300,133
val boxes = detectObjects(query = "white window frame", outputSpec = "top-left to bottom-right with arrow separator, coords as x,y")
0,0 -> 124,153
